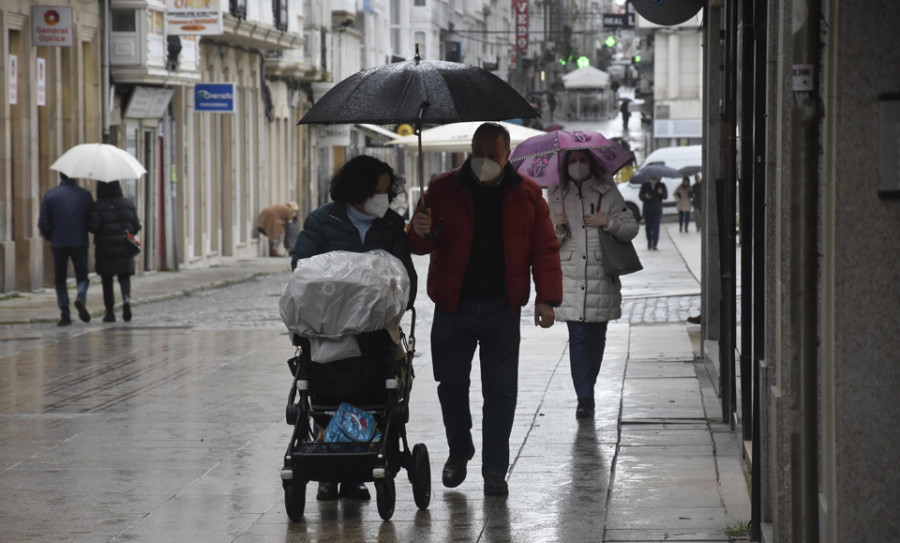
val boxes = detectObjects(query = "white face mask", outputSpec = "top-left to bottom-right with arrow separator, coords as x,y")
470,157 -> 502,183
568,162 -> 591,181
363,193 -> 390,218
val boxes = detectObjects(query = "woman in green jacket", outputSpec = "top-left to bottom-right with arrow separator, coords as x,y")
290,154 -> 417,501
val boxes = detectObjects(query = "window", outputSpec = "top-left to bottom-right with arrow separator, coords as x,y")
111,10 -> 136,32
414,0 -> 426,5
273,0 -> 288,31
230,0 -> 247,20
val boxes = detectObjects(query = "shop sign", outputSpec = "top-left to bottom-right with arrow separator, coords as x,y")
194,83 -> 235,113
31,6 -> 75,47
165,0 -> 223,36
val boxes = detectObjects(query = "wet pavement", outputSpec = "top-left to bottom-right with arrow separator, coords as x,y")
0,221 -> 749,541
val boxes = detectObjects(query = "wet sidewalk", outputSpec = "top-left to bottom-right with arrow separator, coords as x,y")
0,223 -> 751,541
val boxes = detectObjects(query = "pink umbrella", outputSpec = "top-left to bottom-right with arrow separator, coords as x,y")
509,130 -> 632,187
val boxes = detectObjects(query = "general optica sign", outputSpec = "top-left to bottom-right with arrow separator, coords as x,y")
165,0 -> 223,36
194,83 -> 235,113
31,6 -> 74,47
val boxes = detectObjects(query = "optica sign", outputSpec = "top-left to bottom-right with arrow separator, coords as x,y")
31,6 -> 74,47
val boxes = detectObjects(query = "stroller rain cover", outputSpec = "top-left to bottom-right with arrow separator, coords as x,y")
279,250 -> 410,363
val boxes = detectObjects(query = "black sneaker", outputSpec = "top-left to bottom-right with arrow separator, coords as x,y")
339,482 -> 370,500
316,482 -> 338,501
122,302 -> 132,322
57,316 -> 72,327
483,472 -> 508,496
74,299 -> 90,323
103,310 -> 116,323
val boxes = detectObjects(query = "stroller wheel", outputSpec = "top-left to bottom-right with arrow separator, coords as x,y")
410,443 -> 431,510
283,479 -> 307,521
375,474 -> 396,521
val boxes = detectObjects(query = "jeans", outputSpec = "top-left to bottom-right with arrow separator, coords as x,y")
431,298 -> 520,476
101,273 -> 132,311
678,210 -> 691,231
52,246 -> 89,313
566,321 -> 609,399
644,211 -> 662,248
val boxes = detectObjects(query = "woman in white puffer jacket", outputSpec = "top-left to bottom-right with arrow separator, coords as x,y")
548,149 -> 640,418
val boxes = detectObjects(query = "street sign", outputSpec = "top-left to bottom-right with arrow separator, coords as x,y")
194,83 -> 235,113
603,13 -> 635,28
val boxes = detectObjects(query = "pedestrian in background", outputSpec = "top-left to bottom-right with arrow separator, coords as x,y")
620,99 -> 631,132
257,202 -> 299,256
549,150 -> 639,419
673,176 -> 693,233
639,175 -> 667,250
690,174 -> 703,232
88,181 -> 141,323
408,122 -> 562,497
37,173 -> 94,326
291,154 -> 417,502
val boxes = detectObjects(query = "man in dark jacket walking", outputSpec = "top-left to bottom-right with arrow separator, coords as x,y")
38,173 -> 94,326
88,181 -> 141,322
639,176 -> 667,250
409,122 -> 562,497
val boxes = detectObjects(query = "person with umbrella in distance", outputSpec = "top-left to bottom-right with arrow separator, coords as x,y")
37,173 -> 95,326
290,154 -> 417,502
549,150 -> 639,419
639,174 -> 668,250
88,181 -> 141,323
408,122 -> 562,497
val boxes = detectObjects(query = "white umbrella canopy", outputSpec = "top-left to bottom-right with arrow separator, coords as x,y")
562,66 -> 611,90
386,121 -> 546,153
50,143 -> 146,182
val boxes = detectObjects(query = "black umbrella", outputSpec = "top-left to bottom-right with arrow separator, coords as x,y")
299,47 -> 539,204
678,165 -> 702,177
630,164 -> 682,184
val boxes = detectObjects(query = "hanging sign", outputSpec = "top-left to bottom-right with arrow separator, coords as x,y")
317,125 -> 351,146
194,83 -> 235,113
31,6 -> 75,47
8,55 -> 17,105
37,58 -> 46,106
165,0 -> 223,36
513,0 -> 528,50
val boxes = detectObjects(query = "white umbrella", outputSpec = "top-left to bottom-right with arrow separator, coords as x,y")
386,121 -> 546,153
50,143 -> 146,182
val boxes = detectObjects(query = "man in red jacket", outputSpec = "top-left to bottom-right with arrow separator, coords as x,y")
409,122 -> 562,497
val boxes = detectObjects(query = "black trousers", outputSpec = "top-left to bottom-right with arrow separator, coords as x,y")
101,273 -> 132,311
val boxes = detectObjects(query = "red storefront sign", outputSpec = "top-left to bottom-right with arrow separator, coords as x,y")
514,0 -> 528,50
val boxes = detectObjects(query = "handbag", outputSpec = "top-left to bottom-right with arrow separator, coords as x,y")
596,193 -> 642,276
123,229 -> 141,256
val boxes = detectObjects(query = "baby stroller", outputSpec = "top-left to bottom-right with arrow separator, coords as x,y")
278,250 -> 431,521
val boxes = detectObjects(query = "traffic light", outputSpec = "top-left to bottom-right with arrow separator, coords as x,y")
605,35 -> 616,48
576,56 -> 590,69
632,54 -> 641,64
